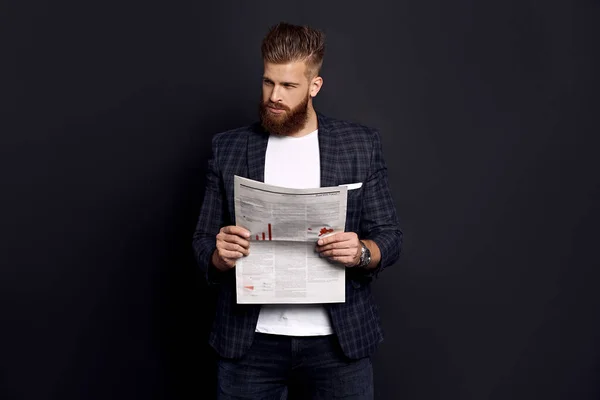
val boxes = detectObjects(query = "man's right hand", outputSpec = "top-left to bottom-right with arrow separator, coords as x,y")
212,226 -> 251,271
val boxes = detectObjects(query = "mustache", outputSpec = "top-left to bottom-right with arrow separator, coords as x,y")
264,102 -> 289,111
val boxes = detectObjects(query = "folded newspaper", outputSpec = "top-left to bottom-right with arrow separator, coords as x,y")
234,175 -> 348,304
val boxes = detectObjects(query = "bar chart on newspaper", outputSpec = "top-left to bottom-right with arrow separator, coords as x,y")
253,223 -> 273,241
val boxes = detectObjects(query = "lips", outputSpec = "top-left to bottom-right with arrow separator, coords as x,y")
267,106 -> 286,113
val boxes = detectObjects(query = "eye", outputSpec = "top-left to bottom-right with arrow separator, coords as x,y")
263,79 -> 273,86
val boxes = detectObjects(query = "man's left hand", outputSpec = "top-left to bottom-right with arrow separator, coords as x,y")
315,232 -> 361,268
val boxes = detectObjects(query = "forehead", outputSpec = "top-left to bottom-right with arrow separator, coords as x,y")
263,61 -> 308,82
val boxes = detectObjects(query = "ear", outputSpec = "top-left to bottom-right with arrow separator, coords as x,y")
309,76 -> 323,98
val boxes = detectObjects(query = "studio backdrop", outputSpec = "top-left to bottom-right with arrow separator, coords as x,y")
2,0 -> 598,399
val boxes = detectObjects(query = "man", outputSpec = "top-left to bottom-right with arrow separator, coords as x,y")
193,22 -> 402,399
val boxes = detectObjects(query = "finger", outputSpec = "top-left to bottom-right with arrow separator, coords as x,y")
218,248 -> 246,260
317,232 -> 357,246
317,241 -> 355,252
218,241 -> 250,256
326,256 -> 356,267
316,232 -> 343,246
319,249 -> 355,258
316,239 -> 359,253
222,225 -> 251,238
217,232 -> 250,249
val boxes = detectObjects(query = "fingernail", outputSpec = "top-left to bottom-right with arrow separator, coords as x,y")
317,240 -> 323,245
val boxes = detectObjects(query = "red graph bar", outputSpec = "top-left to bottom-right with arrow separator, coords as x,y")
255,234 -> 259,240
262,232 -> 265,240
268,223 -> 272,241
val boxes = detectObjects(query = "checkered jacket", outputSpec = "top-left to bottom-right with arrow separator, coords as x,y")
192,112 -> 402,359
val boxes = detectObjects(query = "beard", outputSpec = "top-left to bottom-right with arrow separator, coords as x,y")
259,94 -> 310,136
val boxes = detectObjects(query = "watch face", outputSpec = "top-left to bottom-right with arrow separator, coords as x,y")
360,242 -> 370,267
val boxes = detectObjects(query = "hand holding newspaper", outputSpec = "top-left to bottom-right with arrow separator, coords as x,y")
234,175 -> 348,304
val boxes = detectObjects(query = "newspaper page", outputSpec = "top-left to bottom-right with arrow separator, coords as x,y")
234,175 -> 348,304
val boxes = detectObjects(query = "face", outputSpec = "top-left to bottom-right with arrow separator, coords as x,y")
259,61 -> 322,136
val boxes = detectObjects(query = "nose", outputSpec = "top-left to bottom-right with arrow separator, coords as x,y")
269,85 -> 282,103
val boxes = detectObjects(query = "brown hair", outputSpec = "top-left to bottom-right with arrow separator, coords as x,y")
261,22 -> 326,78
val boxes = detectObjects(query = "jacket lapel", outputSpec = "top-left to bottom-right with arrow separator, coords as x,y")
246,125 -> 269,182
317,113 -> 339,188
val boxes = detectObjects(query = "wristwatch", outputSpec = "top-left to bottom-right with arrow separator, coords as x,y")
358,241 -> 371,268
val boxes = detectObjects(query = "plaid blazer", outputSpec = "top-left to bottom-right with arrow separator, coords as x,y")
192,112 -> 402,359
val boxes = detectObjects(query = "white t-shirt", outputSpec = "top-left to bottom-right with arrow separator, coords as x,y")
255,129 -> 334,336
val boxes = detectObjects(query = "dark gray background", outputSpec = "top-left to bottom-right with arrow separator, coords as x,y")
2,0 -> 599,399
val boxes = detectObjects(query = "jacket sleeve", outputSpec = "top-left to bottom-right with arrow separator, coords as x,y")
192,134 -> 230,285
359,129 -> 403,277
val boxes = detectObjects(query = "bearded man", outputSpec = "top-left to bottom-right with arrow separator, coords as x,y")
193,21 -> 402,400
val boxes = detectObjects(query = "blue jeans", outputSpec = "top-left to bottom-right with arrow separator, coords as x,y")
217,333 -> 374,399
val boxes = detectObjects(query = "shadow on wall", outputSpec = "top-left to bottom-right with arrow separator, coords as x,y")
163,109 -> 254,400
25,82 -> 255,400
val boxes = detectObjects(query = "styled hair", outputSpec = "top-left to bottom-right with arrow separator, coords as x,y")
261,22 -> 326,78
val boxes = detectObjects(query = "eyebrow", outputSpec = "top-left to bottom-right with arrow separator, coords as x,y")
262,77 -> 300,86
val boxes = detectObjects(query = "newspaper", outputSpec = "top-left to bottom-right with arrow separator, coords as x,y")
234,175 -> 348,304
